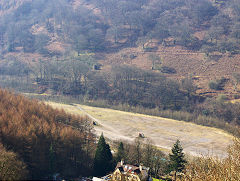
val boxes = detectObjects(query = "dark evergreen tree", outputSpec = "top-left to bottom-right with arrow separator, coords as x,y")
115,142 -> 125,163
48,143 -> 56,175
93,134 -> 113,177
169,140 -> 186,174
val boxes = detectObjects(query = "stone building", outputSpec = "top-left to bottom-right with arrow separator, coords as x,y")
112,161 -> 149,181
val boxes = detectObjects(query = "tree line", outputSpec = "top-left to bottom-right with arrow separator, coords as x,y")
94,134 -> 240,181
1,57 -> 199,111
93,134 -> 186,180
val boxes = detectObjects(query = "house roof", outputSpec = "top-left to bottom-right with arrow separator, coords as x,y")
118,167 -> 124,172
115,162 -> 148,175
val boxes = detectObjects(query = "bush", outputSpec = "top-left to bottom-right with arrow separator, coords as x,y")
216,94 -> 228,102
160,66 -> 176,74
0,145 -> 28,180
234,94 -> 240,99
144,47 -> 157,52
208,77 -> 227,90
209,81 -> 220,90
94,63 -> 102,70
129,54 -> 137,59
183,138 -> 240,181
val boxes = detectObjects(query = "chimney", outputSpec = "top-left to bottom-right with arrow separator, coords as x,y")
121,160 -> 124,166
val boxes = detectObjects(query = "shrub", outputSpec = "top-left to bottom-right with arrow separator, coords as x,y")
208,77 -> 227,90
129,54 -> 137,59
216,94 -> 228,102
183,138 -> 240,181
209,81 -> 220,90
160,66 -> 176,74
234,94 -> 240,99
0,145 -> 28,180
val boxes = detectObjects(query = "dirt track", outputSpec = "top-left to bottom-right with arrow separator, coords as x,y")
48,102 -> 234,158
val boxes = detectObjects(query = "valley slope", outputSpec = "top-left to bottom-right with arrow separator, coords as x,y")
1,0 -> 240,98
47,101 -> 234,158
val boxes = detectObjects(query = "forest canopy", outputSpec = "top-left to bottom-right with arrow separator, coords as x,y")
0,89 -> 96,179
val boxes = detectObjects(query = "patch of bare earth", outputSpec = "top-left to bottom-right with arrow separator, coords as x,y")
46,41 -> 68,54
31,24 -> 49,35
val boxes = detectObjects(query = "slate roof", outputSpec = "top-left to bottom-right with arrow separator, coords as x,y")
115,162 -> 146,175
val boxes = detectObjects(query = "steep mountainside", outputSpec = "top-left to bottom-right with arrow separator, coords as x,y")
1,0 -> 240,98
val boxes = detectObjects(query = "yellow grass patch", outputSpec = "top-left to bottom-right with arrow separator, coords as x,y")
46,101 -> 234,158
230,99 -> 240,103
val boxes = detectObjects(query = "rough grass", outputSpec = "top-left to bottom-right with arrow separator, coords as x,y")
183,138 -> 240,181
152,178 -> 164,181
101,44 -> 240,98
47,102 -> 234,158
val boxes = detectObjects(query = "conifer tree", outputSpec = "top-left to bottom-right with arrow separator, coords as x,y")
169,140 -> 186,174
93,134 -> 113,177
116,142 -> 125,163
48,143 -> 56,175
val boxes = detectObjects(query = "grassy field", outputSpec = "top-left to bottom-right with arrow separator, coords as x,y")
152,178 -> 165,181
47,102 -> 234,158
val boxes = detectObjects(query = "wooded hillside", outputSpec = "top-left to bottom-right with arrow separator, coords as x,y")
0,89 -> 96,179
0,0 -> 240,55
1,0 -> 240,98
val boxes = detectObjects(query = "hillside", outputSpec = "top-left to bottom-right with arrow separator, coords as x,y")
0,0 -> 240,98
0,89 -> 95,179
1,1 -> 240,180
1,0 -> 240,135
100,44 -> 240,97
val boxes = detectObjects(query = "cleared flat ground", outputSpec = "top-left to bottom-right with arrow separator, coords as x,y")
47,102 -> 234,157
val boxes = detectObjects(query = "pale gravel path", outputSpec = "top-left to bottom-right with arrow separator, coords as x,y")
76,105 -> 135,142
